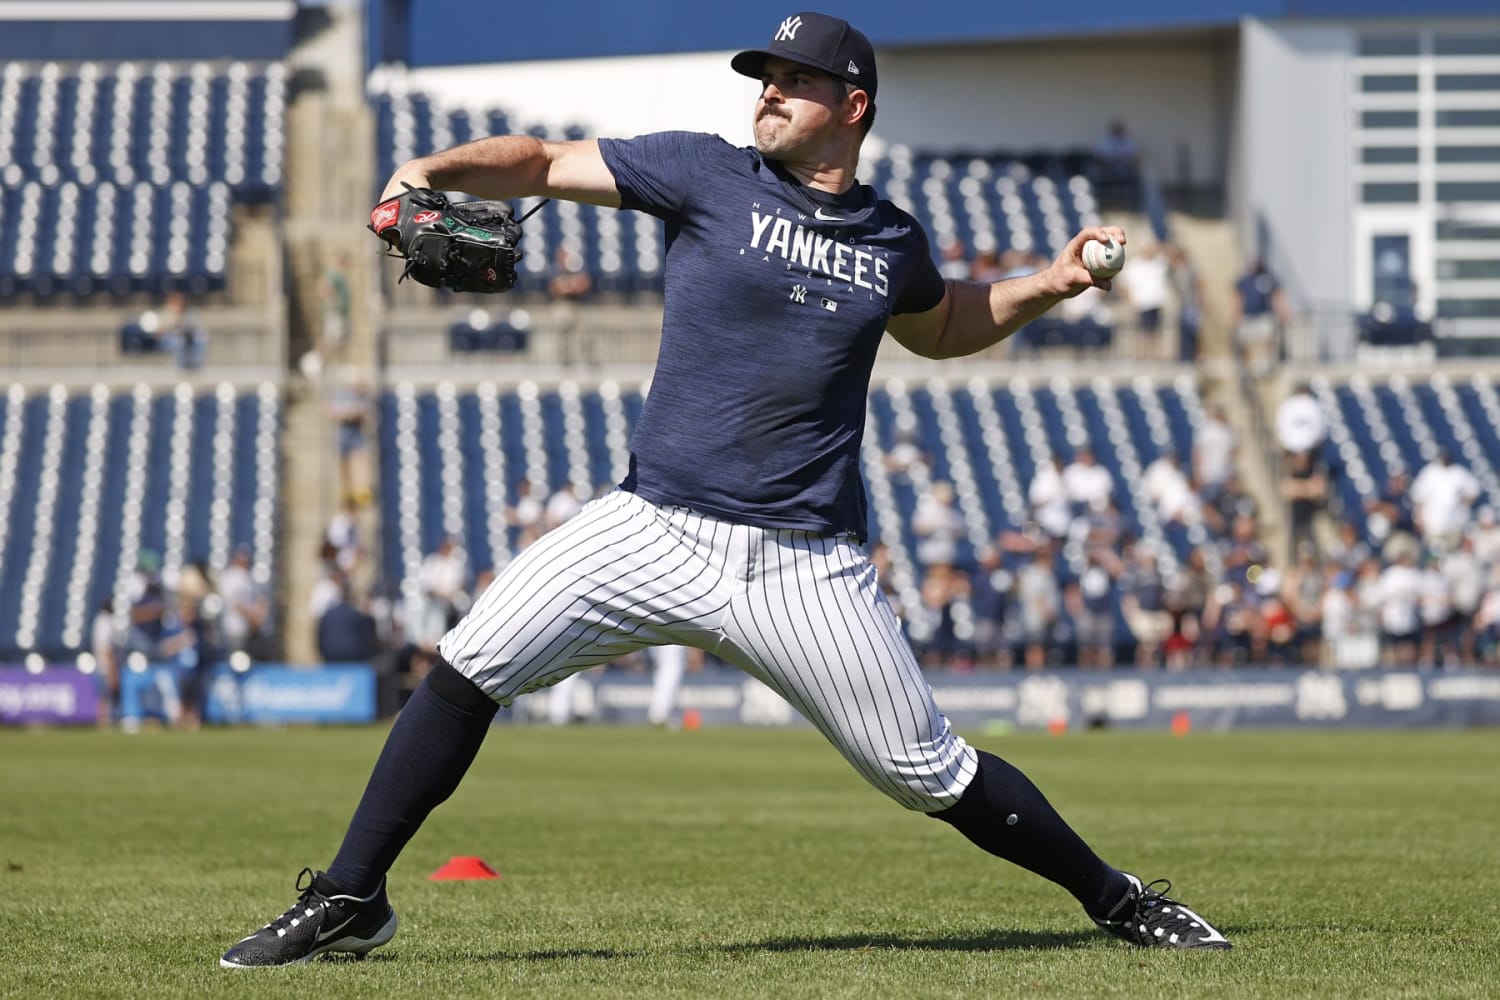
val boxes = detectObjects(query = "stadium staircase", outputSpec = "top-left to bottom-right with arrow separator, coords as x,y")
1165,211 -> 1287,562
275,1 -> 380,664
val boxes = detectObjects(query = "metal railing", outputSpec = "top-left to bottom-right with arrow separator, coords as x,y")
1279,310 -> 1500,366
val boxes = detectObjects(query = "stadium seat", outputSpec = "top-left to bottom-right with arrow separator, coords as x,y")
0,383 -> 281,661
0,60 -> 286,298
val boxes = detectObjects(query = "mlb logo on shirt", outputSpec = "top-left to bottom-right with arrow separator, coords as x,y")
820,298 -> 838,312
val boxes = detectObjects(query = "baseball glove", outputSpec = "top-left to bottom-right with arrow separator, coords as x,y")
369,185 -> 527,293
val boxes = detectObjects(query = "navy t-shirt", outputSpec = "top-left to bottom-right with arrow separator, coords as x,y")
1236,270 -> 1279,317
598,131 -> 946,538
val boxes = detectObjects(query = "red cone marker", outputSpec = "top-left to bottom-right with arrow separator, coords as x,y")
429,856 -> 501,880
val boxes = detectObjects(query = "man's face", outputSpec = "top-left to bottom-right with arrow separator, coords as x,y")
752,56 -> 847,158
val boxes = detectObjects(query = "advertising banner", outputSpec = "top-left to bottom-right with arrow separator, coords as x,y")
508,667 -> 1500,731
10,663 -> 1499,731
202,664 -> 377,725
0,667 -> 98,725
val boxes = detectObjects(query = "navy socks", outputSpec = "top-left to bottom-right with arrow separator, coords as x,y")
323,667 -> 1126,918
326,660 -> 498,895
932,749 -> 1131,920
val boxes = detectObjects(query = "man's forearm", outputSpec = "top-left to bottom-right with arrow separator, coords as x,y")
934,272 -> 1071,358
385,135 -> 551,200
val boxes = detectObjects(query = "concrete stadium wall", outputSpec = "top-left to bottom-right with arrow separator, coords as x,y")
1234,19 -> 1356,313
876,37 -> 1233,188
394,33 -> 1233,188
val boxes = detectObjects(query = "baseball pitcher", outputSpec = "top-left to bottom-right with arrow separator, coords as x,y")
222,10 -> 1229,968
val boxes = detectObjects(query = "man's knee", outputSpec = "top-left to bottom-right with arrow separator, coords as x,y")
425,657 -> 501,718
861,738 -> 979,814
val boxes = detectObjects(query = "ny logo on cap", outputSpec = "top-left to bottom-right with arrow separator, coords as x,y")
775,15 -> 803,41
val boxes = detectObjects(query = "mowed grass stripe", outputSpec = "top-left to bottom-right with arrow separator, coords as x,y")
2,727 -> 1498,998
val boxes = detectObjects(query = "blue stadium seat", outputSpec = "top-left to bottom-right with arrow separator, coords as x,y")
454,393 -> 495,575
539,391 -> 570,493
376,391 -> 405,587
0,60 -> 284,298
33,396 -> 93,650
0,397 -> 51,646
230,393 -> 262,554
0,385 -> 282,659
1156,384 -> 1197,462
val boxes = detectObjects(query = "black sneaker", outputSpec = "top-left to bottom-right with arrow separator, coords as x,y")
220,869 -> 398,968
1094,874 -> 1232,950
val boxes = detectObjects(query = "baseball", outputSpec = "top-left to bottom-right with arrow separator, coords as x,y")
1082,238 -> 1126,279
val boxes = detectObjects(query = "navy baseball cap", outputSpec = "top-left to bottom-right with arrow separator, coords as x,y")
731,11 -> 878,98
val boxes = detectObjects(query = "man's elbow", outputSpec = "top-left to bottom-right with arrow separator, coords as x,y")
915,328 -> 968,360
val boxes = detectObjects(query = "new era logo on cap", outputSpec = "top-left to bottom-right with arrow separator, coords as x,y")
731,10 -> 878,98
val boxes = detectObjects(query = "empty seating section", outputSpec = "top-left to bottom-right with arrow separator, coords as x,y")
0,60 -> 285,297
869,146 -> 1101,261
367,73 -> 1103,298
0,384 -> 281,660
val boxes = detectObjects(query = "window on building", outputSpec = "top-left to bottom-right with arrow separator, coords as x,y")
1360,35 -> 1421,56
1434,36 -> 1500,56
1437,299 -> 1500,318
1361,74 -> 1420,93
1437,182 -> 1500,202
1362,147 -> 1420,165
1363,110 -> 1420,128
1362,182 -> 1420,203
1437,221 -> 1500,241
1436,74 -> 1500,92
1438,260 -> 1500,280
1436,146 -> 1500,164
1436,109 -> 1500,127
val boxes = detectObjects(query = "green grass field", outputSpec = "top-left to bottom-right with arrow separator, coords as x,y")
2,725 -> 1499,998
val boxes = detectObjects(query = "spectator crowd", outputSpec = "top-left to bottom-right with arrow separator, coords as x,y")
325,389 -> 1500,684
892,391 -> 1500,673
91,543 -> 273,729
100,382 -> 1498,734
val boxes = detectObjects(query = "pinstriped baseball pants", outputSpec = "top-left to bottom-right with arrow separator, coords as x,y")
439,489 -> 979,812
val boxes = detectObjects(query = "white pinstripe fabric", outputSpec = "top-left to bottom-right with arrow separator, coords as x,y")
439,490 -> 979,811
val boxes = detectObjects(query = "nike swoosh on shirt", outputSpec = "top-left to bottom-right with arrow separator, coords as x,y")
813,208 -> 845,222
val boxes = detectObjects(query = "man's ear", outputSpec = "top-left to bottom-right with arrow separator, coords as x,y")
844,88 -> 870,128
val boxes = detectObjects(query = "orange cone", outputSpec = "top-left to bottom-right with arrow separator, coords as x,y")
681,708 -> 702,731
1046,717 -> 1068,736
1170,711 -> 1192,737
429,856 -> 501,880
